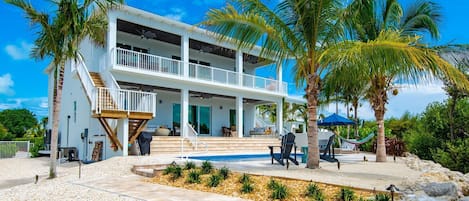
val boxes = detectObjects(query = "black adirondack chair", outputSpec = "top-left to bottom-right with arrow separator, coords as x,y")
268,132 -> 299,169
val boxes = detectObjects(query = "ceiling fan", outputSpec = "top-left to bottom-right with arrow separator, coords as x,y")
137,29 -> 156,39
190,93 -> 212,99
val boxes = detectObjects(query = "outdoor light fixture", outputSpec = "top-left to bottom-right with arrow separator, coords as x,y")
386,184 -> 399,201
159,99 -> 162,104
219,106 -> 223,110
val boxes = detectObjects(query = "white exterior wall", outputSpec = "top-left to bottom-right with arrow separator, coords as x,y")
149,90 -> 250,137
58,61 -> 92,160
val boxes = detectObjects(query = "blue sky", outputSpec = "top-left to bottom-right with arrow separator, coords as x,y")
0,0 -> 467,120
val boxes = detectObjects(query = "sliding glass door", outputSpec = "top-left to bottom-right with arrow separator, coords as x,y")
173,104 -> 211,135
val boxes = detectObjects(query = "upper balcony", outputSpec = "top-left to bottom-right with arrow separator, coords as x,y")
111,48 -> 288,95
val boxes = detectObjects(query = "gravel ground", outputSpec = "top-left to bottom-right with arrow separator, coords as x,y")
0,156 -> 174,201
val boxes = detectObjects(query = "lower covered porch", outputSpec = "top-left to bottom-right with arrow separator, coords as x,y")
119,82 -> 285,138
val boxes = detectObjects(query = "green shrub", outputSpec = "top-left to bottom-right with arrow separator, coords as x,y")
170,165 -> 183,181
184,161 -> 196,170
270,182 -> 289,200
163,164 -> 177,175
240,181 -> 253,194
0,144 -> 17,158
267,178 -> 279,190
201,160 -> 213,174
29,137 -> 44,157
207,174 -> 222,187
219,166 -> 230,179
239,173 -> 251,184
187,170 -> 201,184
404,130 -> 440,160
336,188 -> 356,201
433,138 -> 469,174
305,183 -> 325,201
374,193 -> 391,201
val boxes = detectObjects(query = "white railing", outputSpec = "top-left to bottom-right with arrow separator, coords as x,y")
189,63 -> 238,85
94,87 -> 157,115
74,57 -> 95,102
113,48 -> 288,94
115,48 -> 182,76
243,74 -> 281,92
0,141 -> 31,159
186,123 -> 207,151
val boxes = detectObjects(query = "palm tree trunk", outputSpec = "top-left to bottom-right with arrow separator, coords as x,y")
353,100 -> 359,139
306,74 -> 320,169
49,64 -> 64,178
374,106 -> 386,162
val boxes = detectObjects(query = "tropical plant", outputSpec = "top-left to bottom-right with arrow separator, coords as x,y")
239,173 -> 251,184
203,0 -> 344,169
170,165 -> 183,181
201,160 -> 213,174
267,178 -> 279,190
184,161 -> 196,170
207,174 -> 222,187
433,138 -> 469,174
437,46 -> 469,140
305,183 -> 325,201
270,182 -> 289,200
219,166 -> 230,179
336,187 -> 356,201
187,170 -> 201,184
320,0 -> 469,162
0,109 -> 38,138
240,181 -> 254,194
0,123 -> 13,141
374,193 -> 391,201
6,0 -> 123,178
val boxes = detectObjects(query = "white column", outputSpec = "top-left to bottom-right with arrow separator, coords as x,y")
117,118 -> 129,156
236,51 -> 243,86
276,99 -> 283,135
181,88 -> 189,137
181,35 -> 189,77
236,96 -> 244,138
277,62 -> 283,93
107,13 -> 117,67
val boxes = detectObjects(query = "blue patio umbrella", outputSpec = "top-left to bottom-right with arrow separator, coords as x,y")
318,113 -> 355,126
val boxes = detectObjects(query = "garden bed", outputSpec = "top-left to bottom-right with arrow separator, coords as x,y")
140,162 -> 391,201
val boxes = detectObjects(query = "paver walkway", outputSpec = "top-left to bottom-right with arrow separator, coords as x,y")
75,174 -> 247,201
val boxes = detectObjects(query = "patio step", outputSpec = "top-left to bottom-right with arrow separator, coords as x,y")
150,136 -> 280,155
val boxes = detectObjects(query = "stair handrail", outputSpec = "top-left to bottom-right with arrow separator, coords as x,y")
74,56 -> 95,106
185,123 -> 207,152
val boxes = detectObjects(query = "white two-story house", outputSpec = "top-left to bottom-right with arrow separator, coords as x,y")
46,5 -> 303,160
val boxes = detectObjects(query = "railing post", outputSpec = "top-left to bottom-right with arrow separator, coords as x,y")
126,90 -> 130,115
211,68 -> 214,81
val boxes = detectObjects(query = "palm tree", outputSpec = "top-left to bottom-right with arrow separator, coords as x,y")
6,0 -> 123,178
321,0 -> 469,162
203,0 -> 343,169
322,65 -> 368,138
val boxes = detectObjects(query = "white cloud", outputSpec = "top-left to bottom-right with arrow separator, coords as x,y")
4,41 -> 33,60
164,8 -> 187,21
0,97 -> 48,118
0,74 -> 14,96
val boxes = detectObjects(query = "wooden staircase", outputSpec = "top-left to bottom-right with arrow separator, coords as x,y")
89,72 -> 153,151
150,137 -> 281,155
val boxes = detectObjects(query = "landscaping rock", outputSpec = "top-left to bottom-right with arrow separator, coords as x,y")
401,154 -> 468,200
459,197 -> 469,201
423,182 -> 458,198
